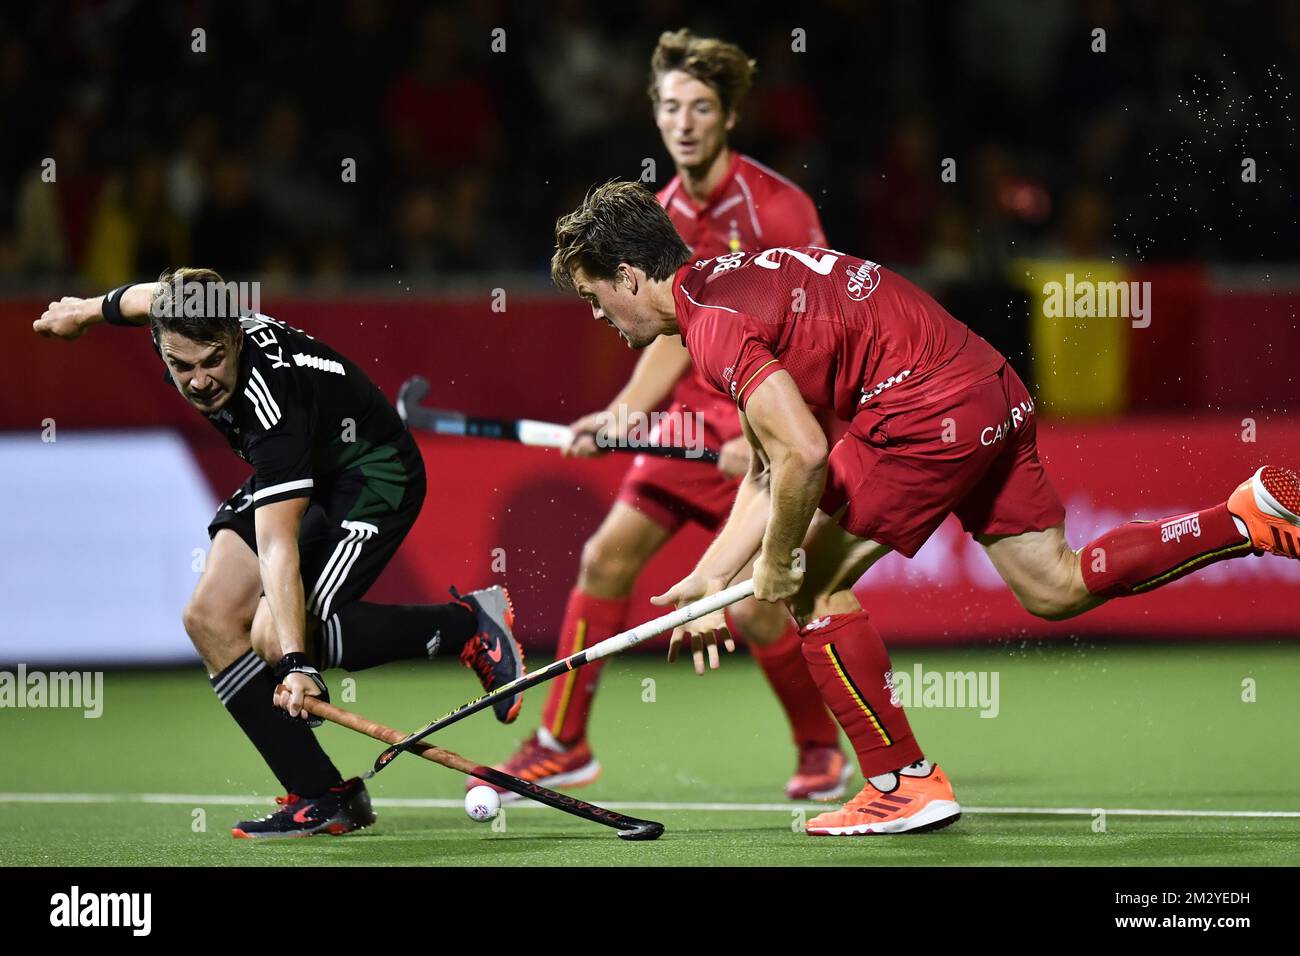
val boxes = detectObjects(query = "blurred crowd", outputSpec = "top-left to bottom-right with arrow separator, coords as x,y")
1,0 -> 1297,290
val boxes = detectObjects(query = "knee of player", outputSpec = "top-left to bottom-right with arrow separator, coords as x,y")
728,600 -> 788,643
578,537 -> 642,591
1017,590 -> 1081,621
182,597 -> 220,643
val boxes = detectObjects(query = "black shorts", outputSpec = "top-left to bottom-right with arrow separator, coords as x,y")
208,448 -> 426,622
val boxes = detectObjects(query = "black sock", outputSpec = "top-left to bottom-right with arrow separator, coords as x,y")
211,651 -> 342,797
317,601 -> 477,671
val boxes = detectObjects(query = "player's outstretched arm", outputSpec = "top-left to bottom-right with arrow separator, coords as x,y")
650,411 -> 770,673
33,283 -> 158,340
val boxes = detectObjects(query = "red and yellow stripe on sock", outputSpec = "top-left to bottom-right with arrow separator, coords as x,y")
824,643 -> 892,747
548,618 -> 586,740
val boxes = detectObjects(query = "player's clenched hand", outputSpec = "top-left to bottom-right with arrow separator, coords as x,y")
274,671 -> 324,720
34,297 -> 96,340
564,411 -> 613,458
716,436 -> 752,479
753,551 -> 803,603
651,574 -> 736,676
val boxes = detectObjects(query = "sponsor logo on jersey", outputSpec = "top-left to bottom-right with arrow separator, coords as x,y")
858,369 -> 912,406
980,397 -> 1036,446
1160,514 -> 1202,543
845,260 -> 882,301
711,251 -> 746,275
721,366 -> 738,400
804,616 -> 832,631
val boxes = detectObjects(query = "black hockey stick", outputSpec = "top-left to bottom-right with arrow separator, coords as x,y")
397,375 -> 720,464
368,581 -> 755,777
299,693 -> 663,840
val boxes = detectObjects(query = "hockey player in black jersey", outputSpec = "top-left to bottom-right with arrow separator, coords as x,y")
34,267 -> 525,838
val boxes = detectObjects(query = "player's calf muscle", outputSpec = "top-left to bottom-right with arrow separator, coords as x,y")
983,529 -> 1096,620
249,604 -> 280,662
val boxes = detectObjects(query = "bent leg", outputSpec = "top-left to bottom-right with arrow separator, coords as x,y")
542,502 -> 674,745
788,509 -> 893,627
183,529 -> 263,676
775,511 -> 924,779
983,498 -> 1253,621
725,555 -> 841,760
190,530 -> 342,797
576,501 -> 673,598
979,523 -> 1099,621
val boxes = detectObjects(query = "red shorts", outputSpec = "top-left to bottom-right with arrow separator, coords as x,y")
819,363 -> 1065,557
616,453 -> 740,533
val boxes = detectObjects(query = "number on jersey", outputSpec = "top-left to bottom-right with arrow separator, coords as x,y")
753,247 -> 842,275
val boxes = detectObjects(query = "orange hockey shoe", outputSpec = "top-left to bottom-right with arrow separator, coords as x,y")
466,729 -> 601,803
786,744 -> 855,801
805,761 -> 960,836
1227,466 -> 1300,558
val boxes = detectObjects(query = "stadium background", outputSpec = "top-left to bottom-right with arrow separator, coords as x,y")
2,0 -> 1299,666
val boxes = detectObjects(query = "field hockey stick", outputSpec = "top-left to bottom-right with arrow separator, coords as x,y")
397,375 -> 720,464
370,579 -> 756,776
294,692 -> 664,840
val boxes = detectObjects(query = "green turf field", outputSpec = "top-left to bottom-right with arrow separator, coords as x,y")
2,643 -> 1298,866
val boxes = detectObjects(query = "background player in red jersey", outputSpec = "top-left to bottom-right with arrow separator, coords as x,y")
478,30 -> 851,802
550,181 -> 1300,836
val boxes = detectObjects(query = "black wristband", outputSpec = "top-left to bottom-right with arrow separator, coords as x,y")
101,283 -> 136,327
272,652 -> 313,680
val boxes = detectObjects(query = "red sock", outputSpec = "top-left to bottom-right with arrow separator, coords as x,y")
539,588 -> 629,745
798,610 -> 923,778
736,609 -> 840,748
1080,502 -> 1253,597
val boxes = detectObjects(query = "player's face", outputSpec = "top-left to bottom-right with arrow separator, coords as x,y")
160,331 -> 242,413
655,71 -> 733,172
572,266 -> 658,349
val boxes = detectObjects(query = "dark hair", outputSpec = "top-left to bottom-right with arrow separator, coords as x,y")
551,181 -> 691,292
148,266 -> 242,350
648,29 -> 756,115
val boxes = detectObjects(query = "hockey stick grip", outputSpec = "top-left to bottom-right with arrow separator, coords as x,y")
584,579 -> 755,662
296,693 -> 476,773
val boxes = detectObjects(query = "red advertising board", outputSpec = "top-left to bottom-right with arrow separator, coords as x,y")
6,297 -> 1297,645
393,417 -> 1300,647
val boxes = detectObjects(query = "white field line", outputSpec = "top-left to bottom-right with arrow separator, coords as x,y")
0,792 -> 1298,819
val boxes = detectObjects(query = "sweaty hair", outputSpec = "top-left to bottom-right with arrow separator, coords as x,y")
647,29 -> 756,115
149,266 -> 242,350
551,181 -> 691,292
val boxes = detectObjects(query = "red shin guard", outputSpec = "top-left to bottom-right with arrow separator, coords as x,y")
797,610 -> 923,777
736,609 -> 840,748
1080,502 -> 1252,597
539,588 -> 629,745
